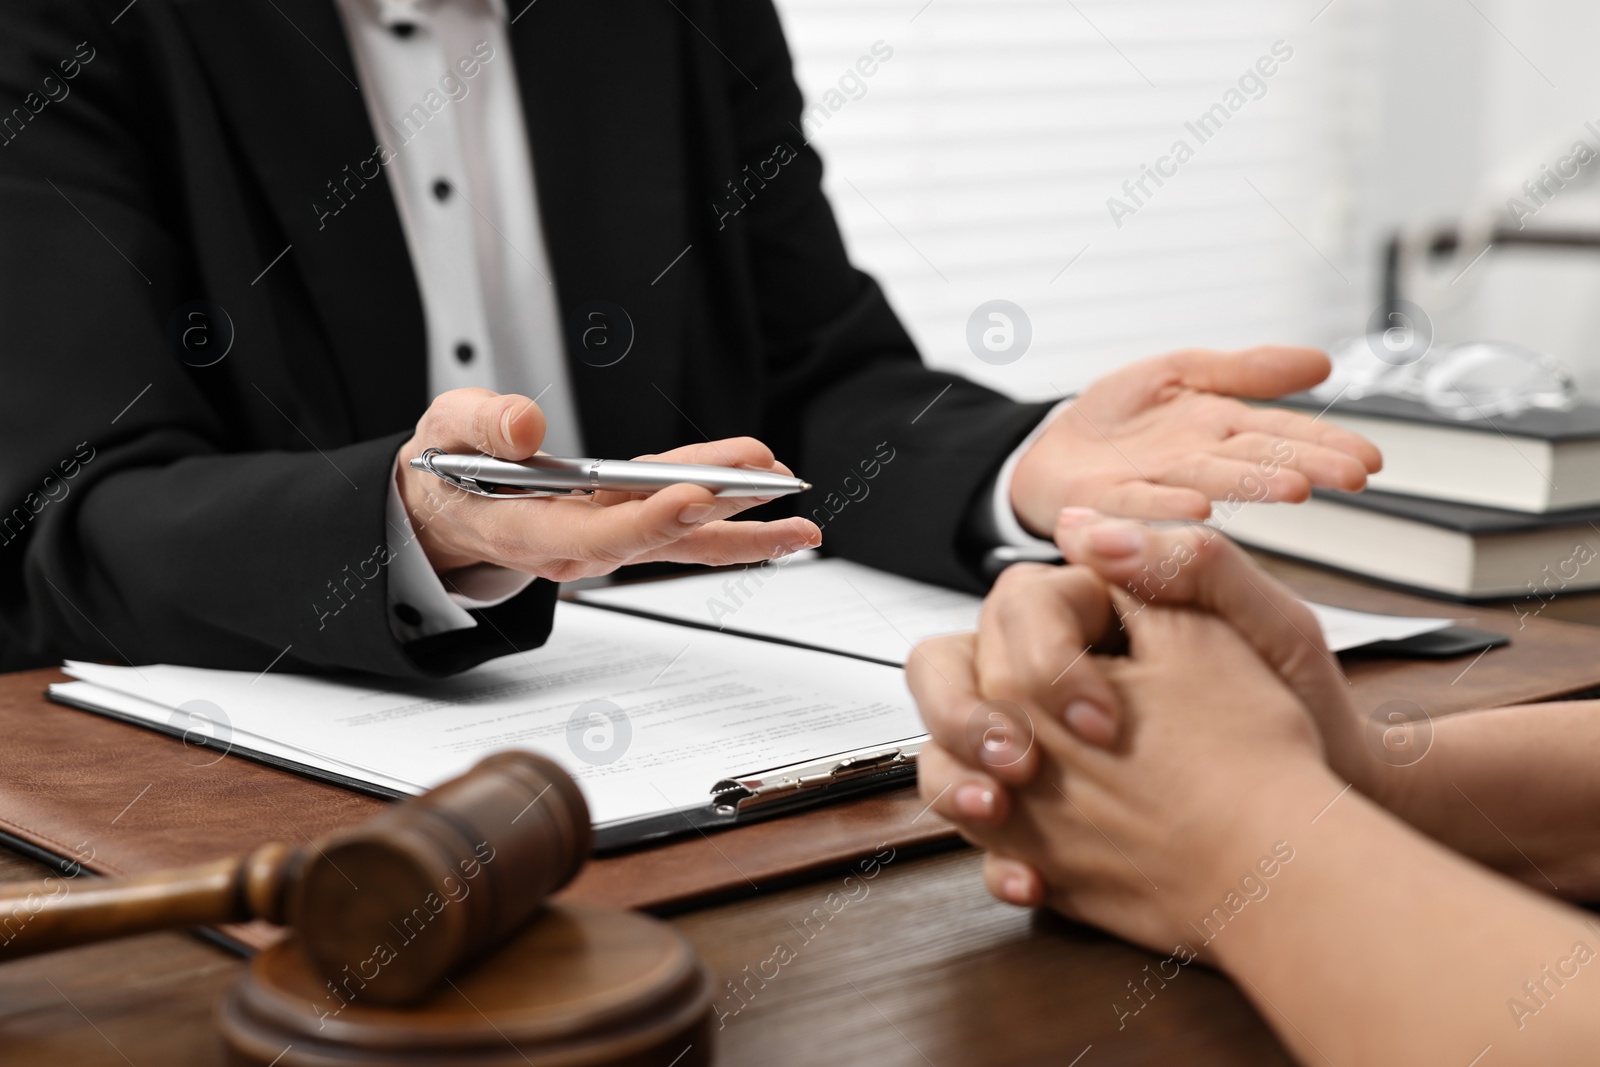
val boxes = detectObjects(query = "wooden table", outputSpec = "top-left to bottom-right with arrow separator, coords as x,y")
0,845 -> 1296,1066
4,558 -> 1599,1067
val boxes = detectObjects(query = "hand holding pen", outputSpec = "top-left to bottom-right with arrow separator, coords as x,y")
394,389 -> 821,583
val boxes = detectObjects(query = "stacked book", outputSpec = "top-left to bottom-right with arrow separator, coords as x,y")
1223,394 -> 1600,599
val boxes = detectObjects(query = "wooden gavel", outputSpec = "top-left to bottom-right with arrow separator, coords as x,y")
0,750 -> 590,1004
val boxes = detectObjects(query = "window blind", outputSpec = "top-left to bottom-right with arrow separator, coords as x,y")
772,0 -> 1380,400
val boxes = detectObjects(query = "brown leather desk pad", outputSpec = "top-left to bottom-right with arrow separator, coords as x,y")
4,574 -> 1599,954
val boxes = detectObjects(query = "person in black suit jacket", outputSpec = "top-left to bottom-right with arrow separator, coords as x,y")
0,0 -> 1378,677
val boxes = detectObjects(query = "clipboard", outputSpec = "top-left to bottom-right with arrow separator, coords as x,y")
45,599 -> 932,853
45,677 -> 927,853
592,738 -> 925,850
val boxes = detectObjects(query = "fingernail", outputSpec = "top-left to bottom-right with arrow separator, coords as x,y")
1057,506 -> 1099,528
677,503 -> 715,525
954,784 -> 996,819
784,540 -> 815,555
1064,700 -> 1116,746
979,737 -> 1017,767
500,407 -> 515,445
1003,876 -> 1029,905
1085,523 -> 1144,558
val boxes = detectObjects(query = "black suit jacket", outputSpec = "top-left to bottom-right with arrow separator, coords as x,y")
0,0 -> 1049,676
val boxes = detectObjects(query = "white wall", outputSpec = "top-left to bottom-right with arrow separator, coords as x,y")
773,0 -> 1600,400
1371,0 -> 1600,396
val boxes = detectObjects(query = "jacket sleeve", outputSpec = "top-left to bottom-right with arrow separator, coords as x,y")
0,0 -> 556,675
706,0 -> 1051,592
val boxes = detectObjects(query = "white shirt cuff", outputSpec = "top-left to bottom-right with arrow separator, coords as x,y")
384,479 -> 537,641
986,398 -> 1076,548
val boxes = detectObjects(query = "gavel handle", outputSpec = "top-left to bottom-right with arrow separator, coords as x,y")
0,842 -> 295,961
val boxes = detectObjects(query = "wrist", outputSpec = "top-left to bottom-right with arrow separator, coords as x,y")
1162,761 -> 1344,957
1005,400 -> 1078,540
1319,707 -> 1409,817
394,452 -> 481,574
1200,769 -> 1398,982
1321,725 -> 1380,797
1008,449 -> 1055,538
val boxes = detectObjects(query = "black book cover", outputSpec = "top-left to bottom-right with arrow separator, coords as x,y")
1310,489 -> 1600,534
1273,392 -> 1600,442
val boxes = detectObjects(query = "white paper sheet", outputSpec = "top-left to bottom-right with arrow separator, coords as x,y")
576,554 -> 1455,663
1302,602 -> 1454,652
55,602 -> 923,828
48,682 -> 423,795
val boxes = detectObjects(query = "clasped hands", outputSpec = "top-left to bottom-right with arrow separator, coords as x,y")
911,512 -> 1387,957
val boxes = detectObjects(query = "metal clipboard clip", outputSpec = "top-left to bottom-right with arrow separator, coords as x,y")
709,737 -> 927,818
411,447 -> 593,499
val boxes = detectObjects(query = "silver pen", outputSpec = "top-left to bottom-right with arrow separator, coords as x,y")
410,448 -> 811,499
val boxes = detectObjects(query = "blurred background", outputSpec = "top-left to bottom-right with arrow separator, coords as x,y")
772,0 -> 1600,399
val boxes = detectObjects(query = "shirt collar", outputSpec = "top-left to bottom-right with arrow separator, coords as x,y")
368,0 -> 507,30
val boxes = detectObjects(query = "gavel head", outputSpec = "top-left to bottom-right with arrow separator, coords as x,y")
274,751 -> 591,1005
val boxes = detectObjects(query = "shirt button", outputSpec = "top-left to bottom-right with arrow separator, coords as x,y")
393,603 -> 423,627
432,179 -> 452,201
455,342 -> 475,364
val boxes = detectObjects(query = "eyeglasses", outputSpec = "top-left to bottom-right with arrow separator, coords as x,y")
1315,337 -> 1577,420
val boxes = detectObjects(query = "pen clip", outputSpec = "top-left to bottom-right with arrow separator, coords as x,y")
708,739 -> 924,816
412,448 -> 593,499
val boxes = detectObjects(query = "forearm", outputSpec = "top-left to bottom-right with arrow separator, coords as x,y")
19,436 -> 556,676
32,436 -> 403,671
801,360 -> 1048,590
1364,700 -> 1600,900
1213,771 -> 1600,1066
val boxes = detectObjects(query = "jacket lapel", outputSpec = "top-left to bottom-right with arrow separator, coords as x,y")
171,0 -> 427,439
173,0 -> 710,451
509,0 -> 691,458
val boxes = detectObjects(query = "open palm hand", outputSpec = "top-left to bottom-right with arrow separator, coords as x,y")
1009,346 -> 1382,535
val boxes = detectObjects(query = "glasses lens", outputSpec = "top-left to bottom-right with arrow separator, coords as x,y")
1421,342 -> 1576,419
1316,336 -> 1425,402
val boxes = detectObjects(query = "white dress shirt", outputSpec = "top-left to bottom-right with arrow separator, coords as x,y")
334,0 -> 1050,643
335,0 -> 575,639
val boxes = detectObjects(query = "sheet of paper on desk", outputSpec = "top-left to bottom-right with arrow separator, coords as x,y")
53,602 -> 923,829
1305,602 -> 1455,651
576,554 -> 1455,664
